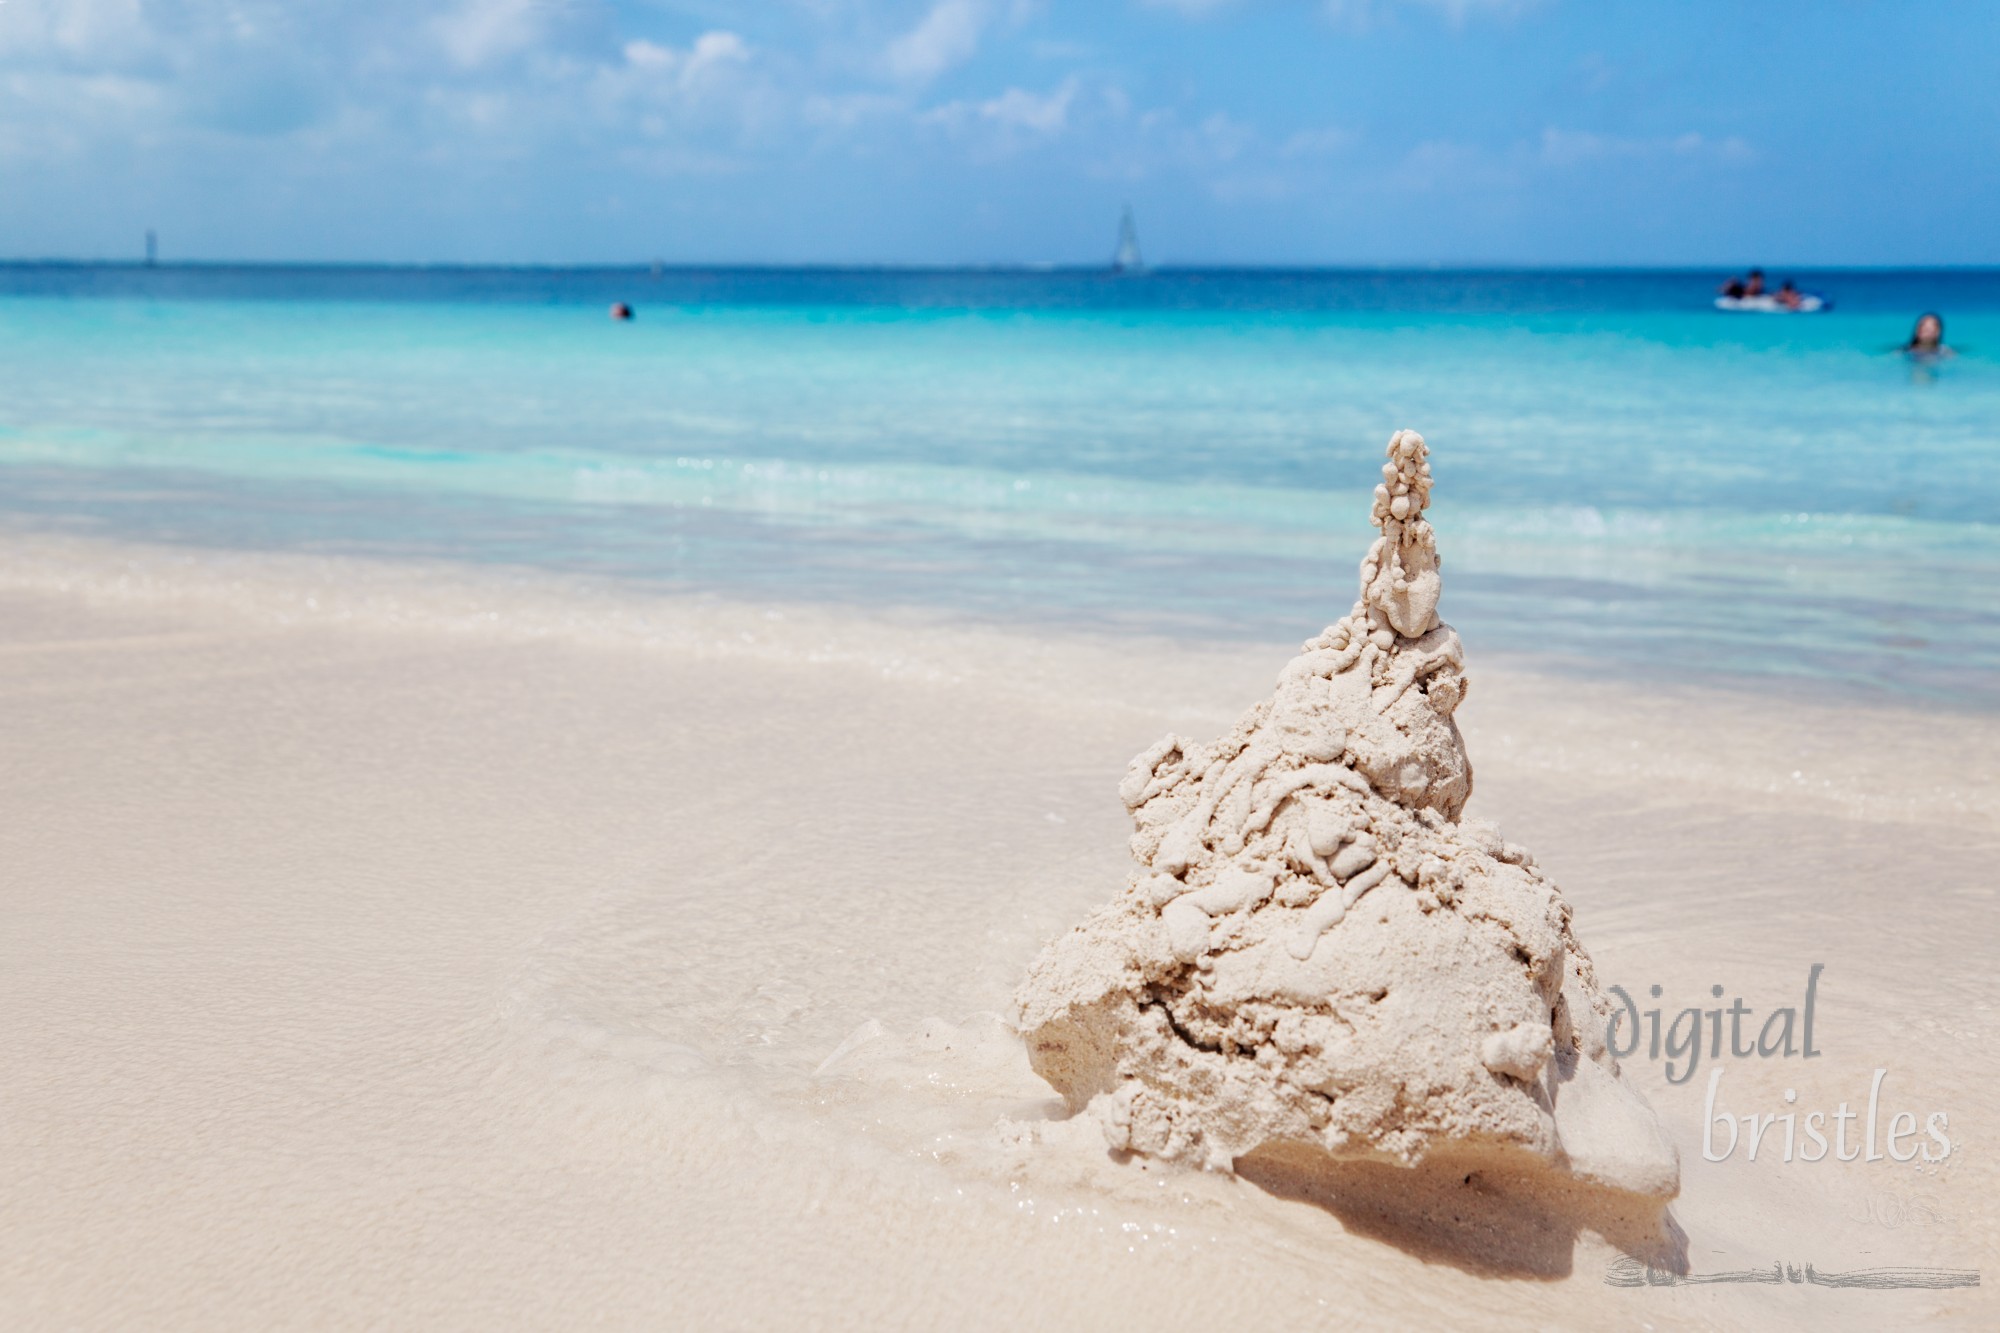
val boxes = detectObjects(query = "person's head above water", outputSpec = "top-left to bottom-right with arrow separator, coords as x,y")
1909,313 -> 1946,351
609,302 -> 633,321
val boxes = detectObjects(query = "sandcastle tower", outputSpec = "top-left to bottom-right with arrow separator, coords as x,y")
1013,431 -> 1678,1200
1360,426 -> 1444,642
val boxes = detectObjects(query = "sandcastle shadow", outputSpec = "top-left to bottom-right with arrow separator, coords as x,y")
1234,1141 -> 1689,1280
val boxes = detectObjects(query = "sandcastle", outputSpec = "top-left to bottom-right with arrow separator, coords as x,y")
1013,430 -> 1679,1200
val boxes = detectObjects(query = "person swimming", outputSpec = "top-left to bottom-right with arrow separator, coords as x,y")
610,302 -> 634,321
1905,312 -> 1953,358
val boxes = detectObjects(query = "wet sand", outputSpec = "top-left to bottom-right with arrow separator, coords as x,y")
1,539 -> 1994,1329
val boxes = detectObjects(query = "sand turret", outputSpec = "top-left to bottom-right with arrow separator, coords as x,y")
1013,431 -> 1679,1206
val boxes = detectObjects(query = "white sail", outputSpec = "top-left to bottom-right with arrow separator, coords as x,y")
1113,206 -> 1143,273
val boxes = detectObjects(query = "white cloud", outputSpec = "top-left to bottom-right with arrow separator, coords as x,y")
0,0 -> 154,68
623,32 -> 751,88
624,40 -> 677,73
435,0 -> 542,69
1281,126 -> 1358,157
885,0 -> 989,82
1406,0 -> 1544,19
1322,0 -> 1543,31
691,32 -> 751,70
0,2 -> 338,137
1540,127 -> 1755,168
1080,102 -> 1313,198
801,91 -> 909,130
1209,171 -> 1298,204
1382,127 -> 1756,198
1389,138 -> 1524,192
0,0 -> 1804,265
1682,132 -> 1756,165
1538,127 -> 1626,166
1195,110 -> 1253,162
589,30 -> 773,156
923,76 -> 1077,142
982,78 -> 1075,131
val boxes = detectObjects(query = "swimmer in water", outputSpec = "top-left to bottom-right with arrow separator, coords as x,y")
610,302 -> 634,321
1905,312 -> 1953,358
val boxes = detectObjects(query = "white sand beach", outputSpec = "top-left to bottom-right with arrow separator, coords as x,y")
1,535 -> 1995,1330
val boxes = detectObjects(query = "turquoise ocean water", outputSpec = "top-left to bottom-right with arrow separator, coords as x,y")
2,266 -> 1996,705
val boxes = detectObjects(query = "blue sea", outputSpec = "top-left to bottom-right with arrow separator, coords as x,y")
2,264 -> 1996,705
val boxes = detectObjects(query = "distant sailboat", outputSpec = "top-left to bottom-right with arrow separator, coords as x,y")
1112,206 -> 1144,274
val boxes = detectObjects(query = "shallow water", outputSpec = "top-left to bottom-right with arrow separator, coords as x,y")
2,265 -> 1996,704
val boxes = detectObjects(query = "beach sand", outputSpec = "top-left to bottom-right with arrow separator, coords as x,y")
1,537 -> 1994,1330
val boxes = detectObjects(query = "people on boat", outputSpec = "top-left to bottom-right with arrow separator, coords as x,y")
1905,312 -> 1953,358
1718,268 -> 1767,299
1717,268 -> 1832,311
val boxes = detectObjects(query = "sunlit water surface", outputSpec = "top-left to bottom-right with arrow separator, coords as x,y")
2,265 -> 1995,705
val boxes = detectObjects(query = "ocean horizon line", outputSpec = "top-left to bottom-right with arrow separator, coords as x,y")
11,261 -> 1999,315
6,258 -> 2000,277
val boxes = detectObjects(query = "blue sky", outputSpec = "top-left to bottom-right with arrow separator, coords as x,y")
1,1 -> 1993,265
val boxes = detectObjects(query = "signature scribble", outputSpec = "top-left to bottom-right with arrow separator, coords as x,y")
1606,1257 -> 1980,1290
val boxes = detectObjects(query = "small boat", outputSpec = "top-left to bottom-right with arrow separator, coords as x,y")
1715,293 -> 1831,313
1112,206 -> 1145,274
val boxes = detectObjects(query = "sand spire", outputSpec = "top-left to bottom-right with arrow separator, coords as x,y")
1013,430 -> 1679,1206
1362,427 -> 1442,640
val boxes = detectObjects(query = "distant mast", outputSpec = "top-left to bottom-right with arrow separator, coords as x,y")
1112,206 -> 1144,274
145,229 -> 157,267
